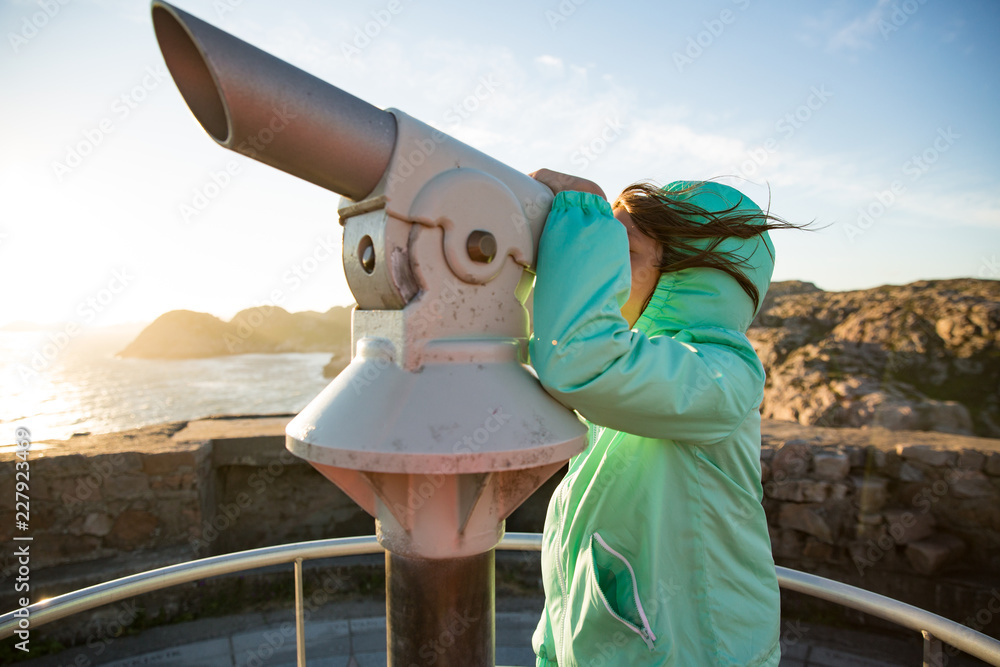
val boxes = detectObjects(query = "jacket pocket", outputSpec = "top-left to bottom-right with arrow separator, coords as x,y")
588,532 -> 656,651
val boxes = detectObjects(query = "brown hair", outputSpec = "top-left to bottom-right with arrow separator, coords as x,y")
612,181 -> 806,313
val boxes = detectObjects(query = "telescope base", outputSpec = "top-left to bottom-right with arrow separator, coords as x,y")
386,549 -> 495,666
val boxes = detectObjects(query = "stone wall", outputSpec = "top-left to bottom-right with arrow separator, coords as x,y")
763,439 -> 1000,577
2,416 -> 999,640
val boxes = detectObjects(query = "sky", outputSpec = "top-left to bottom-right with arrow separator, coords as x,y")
1,0 -> 998,330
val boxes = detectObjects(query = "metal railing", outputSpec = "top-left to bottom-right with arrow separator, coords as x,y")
2,533 -> 998,666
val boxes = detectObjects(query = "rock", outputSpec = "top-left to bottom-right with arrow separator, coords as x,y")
773,528 -> 804,559
882,509 -> 935,544
772,441 -> 812,478
855,523 -> 886,542
945,470 -> 996,499
106,510 -> 159,550
803,537 -> 833,561
767,479 -> 830,503
829,483 -> 850,500
896,444 -> 957,468
82,513 -> 113,537
106,474 -> 150,499
985,453 -> 1000,477
898,462 -> 926,482
853,476 -> 889,513
858,513 -> 883,526
778,503 -> 836,543
846,446 -> 865,469
867,447 -> 887,469
814,451 -> 850,480
905,534 -> 965,575
749,279 -> 1000,437
957,449 -> 986,471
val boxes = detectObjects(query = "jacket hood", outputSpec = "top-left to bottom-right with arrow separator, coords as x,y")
634,181 -> 775,336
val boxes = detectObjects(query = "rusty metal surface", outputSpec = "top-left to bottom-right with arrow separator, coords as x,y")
386,550 -> 494,666
152,1 -> 396,201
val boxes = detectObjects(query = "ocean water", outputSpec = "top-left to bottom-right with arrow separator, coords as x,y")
0,326 -> 334,446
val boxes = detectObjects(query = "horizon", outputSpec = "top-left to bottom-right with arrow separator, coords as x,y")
2,274 -> 994,332
2,0 -> 998,331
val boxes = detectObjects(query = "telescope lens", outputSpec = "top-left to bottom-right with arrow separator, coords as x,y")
152,4 -> 230,143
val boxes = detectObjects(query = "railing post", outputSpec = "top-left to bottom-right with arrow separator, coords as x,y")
294,558 -> 306,667
922,629 -> 944,667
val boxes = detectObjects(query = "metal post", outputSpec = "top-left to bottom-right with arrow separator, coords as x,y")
386,550 -> 495,666
294,558 -> 306,667
922,629 -> 944,667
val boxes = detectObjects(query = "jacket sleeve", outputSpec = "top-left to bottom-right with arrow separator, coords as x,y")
529,191 -> 765,445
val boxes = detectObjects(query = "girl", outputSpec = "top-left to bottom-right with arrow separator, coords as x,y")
528,168 -> 797,666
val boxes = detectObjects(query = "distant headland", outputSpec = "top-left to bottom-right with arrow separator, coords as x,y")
112,279 -> 999,437
117,305 -> 353,376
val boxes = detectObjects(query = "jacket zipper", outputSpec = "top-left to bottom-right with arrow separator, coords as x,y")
553,424 -> 597,662
592,532 -> 657,651
553,480 -> 571,664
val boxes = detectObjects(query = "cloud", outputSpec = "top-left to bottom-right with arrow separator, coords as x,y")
828,0 -> 893,51
534,54 -> 564,77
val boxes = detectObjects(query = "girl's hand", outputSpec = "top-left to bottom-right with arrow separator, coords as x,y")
530,168 -> 607,200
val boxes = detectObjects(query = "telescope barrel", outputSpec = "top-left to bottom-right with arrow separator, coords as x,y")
151,1 -> 397,201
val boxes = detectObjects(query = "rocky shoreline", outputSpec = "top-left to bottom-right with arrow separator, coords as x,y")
750,278 -> 999,437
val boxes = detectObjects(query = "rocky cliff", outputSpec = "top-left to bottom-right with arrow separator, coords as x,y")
749,279 -> 999,437
118,306 -> 352,359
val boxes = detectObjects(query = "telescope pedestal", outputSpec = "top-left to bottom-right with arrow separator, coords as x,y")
386,549 -> 494,666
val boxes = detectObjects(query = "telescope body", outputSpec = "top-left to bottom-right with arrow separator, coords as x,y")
152,3 -> 587,663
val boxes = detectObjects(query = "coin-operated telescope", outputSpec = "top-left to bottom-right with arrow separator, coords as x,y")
151,3 -> 586,664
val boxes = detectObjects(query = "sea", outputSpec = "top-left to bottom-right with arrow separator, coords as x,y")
0,325 -> 334,447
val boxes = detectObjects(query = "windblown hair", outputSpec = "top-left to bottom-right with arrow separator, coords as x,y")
612,181 -> 806,313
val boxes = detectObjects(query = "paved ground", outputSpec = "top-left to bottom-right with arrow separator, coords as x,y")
13,594 -> 992,667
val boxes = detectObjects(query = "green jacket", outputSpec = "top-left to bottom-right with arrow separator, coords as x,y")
529,185 -> 781,666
